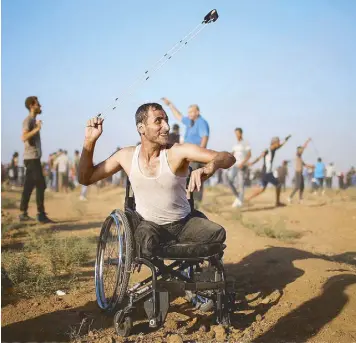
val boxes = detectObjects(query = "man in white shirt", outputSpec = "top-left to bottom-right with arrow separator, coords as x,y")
325,162 -> 335,189
223,128 -> 251,207
54,150 -> 70,193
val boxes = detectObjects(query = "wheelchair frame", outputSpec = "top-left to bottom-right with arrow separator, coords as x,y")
95,169 -> 234,337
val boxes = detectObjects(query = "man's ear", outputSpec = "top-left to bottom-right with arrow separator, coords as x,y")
137,123 -> 145,135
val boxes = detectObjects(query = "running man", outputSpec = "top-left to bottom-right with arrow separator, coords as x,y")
161,97 -> 209,202
288,138 -> 314,204
246,135 -> 291,207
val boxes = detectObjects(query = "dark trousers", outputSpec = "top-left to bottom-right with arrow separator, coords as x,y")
134,211 -> 226,258
290,172 -> 305,200
326,177 -> 332,189
20,159 -> 46,214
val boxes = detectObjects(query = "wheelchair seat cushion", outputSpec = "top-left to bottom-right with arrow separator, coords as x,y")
158,243 -> 226,259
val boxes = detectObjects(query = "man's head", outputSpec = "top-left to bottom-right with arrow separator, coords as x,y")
172,124 -> 180,134
318,157 -> 322,162
235,128 -> 243,141
329,162 -> 334,166
297,146 -> 303,156
188,105 -> 200,121
64,150 -> 68,155
270,136 -> 280,149
135,103 -> 170,145
74,150 -> 80,156
25,96 -> 42,115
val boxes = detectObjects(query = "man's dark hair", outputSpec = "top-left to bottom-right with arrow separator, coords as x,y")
75,150 -> 79,154
172,124 -> 179,131
318,157 -> 322,162
25,96 -> 38,110
235,127 -> 243,134
135,103 -> 164,125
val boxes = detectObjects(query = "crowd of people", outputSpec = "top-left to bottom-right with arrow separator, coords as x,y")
1,96 -> 356,222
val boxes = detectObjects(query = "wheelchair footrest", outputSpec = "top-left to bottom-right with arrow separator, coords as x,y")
156,280 -> 225,293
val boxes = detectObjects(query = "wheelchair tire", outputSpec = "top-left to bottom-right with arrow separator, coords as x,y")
95,209 -> 134,313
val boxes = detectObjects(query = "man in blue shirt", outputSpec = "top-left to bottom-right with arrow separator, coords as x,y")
314,157 -> 326,195
162,97 -> 210,202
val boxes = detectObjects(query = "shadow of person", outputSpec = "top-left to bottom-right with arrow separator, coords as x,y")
224,246 -> 356,331
253,274 -> 356,343
1,300 -> 112,342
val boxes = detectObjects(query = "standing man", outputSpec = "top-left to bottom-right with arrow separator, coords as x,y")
288,138 -> 314,204
168,124 -> 181,145
54,150 -> 70,193
224,128 -> 251,207
325,162 -> 335,189
246,135 -> 291,207
19,96 -> 53,223
277,161 -> 289,192
161,98 -> 209,202
314,158 -> 326,195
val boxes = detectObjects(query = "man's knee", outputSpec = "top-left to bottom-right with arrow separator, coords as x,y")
207,222 -> 226,244
134,222 -> 160,256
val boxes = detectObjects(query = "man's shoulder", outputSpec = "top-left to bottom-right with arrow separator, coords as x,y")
198,115 -> 209,125
23,115 -> 33,127
117,146 -> 137,161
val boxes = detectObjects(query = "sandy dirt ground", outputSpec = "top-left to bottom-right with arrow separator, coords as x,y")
2,185 -> 356,343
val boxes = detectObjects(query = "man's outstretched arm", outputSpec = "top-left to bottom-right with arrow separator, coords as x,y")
276,135 -> 292,150
175,143 -> 235,192
78,117 -> 122,186
249,150 -> 267,166
300,138 -> 312,154
161,97 -> 183,122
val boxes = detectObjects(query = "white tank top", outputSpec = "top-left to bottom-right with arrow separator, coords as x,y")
129,145 -> 191,225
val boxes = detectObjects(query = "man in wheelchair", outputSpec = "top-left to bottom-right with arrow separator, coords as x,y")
79,103 -> 235,335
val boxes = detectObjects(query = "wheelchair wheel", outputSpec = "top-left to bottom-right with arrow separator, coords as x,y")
95,209 -> 134,313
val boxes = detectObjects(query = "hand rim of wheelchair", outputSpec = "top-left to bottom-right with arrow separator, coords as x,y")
95,209 -> 133,313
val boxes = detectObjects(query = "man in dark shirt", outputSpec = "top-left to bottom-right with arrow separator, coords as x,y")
20,96 -> 53,223
168,124 -> 180,145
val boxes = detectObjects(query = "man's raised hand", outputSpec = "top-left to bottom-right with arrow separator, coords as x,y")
85,117 -> 104,143
161,97 -> 171,106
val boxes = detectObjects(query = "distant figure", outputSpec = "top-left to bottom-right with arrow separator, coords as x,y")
325,162 -> 335,189
288,138 -> 313,204
54,150 -> 70,193
247,135 -> 291,207
337,172 -> 345,190
168,124 -> 180,144
9,152 -> 19,187
162,97 -> 210,203
224,127 -> 251,208
19,96 -> 53,223
73,150 -> 80,187
346,167 -> 355,188
277,161 -> 289,192
314,158 -> 326,195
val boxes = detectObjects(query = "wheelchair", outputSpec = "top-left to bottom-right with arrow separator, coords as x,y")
94,170 -> 235,337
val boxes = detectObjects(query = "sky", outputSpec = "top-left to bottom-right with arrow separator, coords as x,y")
2,0 -> 356,172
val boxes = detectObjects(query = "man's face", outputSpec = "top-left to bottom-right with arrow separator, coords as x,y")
140,108 -> 170,145
188,106 -> 199,121
235,130 -> 242,140
297,147 -> 303,156
31,100 -> 42,115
